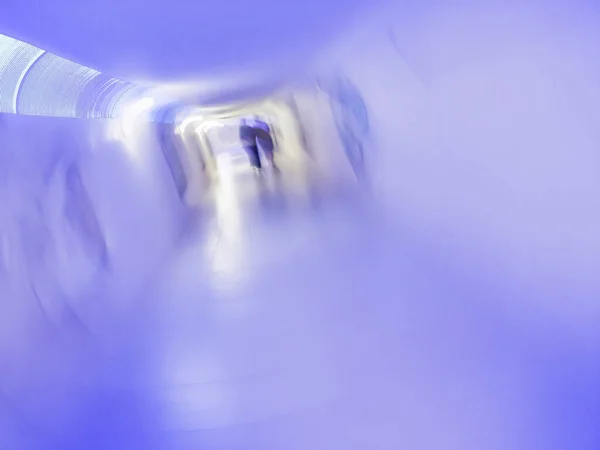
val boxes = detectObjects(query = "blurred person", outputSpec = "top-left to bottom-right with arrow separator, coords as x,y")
239,117 -> 261,174
252,117 -> 279,173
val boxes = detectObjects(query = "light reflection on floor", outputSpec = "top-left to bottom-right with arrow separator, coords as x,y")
207,154 -> 249,294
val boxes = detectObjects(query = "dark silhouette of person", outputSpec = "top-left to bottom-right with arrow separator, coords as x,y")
252,118 -> 278,172
239,118 -> 261,171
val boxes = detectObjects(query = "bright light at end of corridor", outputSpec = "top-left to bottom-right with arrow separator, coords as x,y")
109,96 -> 155,143
132,96 -> 155,112
177,115 -> 204,134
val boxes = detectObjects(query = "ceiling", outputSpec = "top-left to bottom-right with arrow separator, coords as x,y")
0,0 -> 383,90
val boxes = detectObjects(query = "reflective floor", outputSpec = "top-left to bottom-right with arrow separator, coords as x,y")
2,171 -> 600,450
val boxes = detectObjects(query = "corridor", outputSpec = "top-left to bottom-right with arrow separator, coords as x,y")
1,1 -> 600,449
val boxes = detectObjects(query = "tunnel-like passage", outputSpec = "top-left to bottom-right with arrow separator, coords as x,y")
1,1 -> 600,449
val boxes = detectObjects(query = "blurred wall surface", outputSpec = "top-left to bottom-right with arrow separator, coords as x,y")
291,88 -> 357,186
317,2 -> 600,333
0,114 -> 186,333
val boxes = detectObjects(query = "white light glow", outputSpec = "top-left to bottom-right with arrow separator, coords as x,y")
119,96 -> 155,140
178,114 -> 204,134
127,96 -> 155,115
